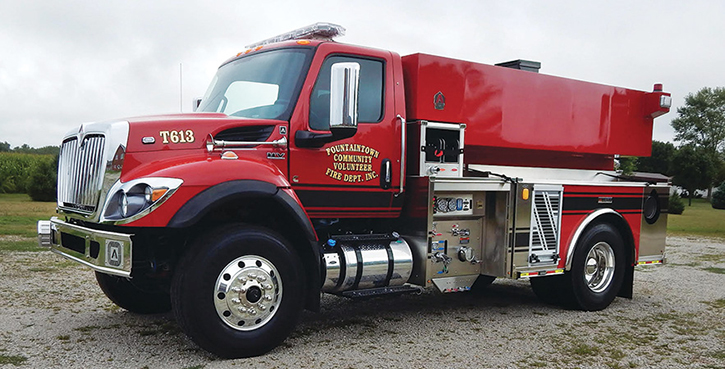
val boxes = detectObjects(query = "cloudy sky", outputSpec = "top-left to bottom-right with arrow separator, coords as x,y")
1,0 -> 722,148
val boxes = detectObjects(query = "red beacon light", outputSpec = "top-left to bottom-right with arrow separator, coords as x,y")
244,22 -> 346,49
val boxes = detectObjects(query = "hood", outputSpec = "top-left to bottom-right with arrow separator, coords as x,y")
124,113 -> 286,153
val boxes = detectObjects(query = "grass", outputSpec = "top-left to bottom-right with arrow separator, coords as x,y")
0,353 -> 28,366
668,198 -> 725,238
0,194 -> 56,252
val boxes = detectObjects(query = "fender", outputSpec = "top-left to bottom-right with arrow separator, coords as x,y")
564,208 -> 636,299
564,208 -> 625,271
167,180 -> 317,244
119,156 -> 292,227
168,179 -> 321,311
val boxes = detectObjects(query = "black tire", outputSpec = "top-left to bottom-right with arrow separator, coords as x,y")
566,223 -> 626,311
171,224 -> 305,358
95,272 -> 171,314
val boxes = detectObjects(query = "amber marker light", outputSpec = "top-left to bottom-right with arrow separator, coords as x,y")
221,151 -> 239,160
522,188 -> 530,200
297,40 -> 311,45
151,188 -> 168,202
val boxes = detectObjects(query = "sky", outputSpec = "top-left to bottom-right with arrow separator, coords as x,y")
1,0 -> 723,148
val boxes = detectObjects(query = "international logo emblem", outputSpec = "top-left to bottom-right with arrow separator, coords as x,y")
434,91 -> 445,110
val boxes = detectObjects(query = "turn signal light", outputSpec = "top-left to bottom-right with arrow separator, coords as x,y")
151,188 -> 168,202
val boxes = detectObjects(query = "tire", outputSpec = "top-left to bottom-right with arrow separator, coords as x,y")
171,224 -> 305,358
566,223 -> 626,311
95,272 -> 171,314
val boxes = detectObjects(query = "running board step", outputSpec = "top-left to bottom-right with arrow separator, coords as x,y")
340,285 -> 422,299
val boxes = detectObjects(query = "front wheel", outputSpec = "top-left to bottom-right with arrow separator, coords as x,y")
171,225 -> 305,358
95,272 -> 171,314
567,223 -> 626,311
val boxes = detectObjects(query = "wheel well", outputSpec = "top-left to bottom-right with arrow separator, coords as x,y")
575,213 -> 636,299
592,214 -> 636,268
180,196 -> 321,311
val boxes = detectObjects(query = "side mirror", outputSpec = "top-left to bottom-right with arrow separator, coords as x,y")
295,62 -> 360,148
192,97 -> 202,112
329,62 -> 360,138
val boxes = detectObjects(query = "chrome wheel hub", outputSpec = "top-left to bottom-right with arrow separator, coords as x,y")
214,255 -> 282,331
584,242 -> 615,293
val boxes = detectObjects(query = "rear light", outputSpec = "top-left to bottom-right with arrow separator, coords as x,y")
660,95 -> 672,108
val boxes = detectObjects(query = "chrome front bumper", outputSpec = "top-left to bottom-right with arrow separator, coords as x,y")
37,217 -> 133,277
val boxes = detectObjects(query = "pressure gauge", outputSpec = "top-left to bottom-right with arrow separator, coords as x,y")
436,198 -> 448,213
448,198 -> 457,211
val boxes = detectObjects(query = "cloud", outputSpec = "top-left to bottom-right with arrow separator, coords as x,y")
1,0 -> 723,148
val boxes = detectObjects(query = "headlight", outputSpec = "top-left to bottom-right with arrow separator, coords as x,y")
120,192 -> 129,217
144,186 -> 153,203
102,178 -> 183,222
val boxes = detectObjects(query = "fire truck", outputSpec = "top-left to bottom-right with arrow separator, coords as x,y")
38,23 -> 671,358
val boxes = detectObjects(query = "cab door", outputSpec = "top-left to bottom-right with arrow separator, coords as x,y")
288,44 -> 405,218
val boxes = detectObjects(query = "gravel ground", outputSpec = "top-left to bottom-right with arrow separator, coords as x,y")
1,236 -> 723,369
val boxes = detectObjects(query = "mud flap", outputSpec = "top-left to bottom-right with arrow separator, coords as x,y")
617,265 -> 634,299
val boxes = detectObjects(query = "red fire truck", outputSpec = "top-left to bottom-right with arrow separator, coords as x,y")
38,23 -> 671,358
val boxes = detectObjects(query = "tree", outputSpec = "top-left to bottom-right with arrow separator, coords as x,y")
671,87 -> 725,199
671,145 -> 716,205
0,141 -> 10,152
671,87 -> 725,153
637,140 -> 675,175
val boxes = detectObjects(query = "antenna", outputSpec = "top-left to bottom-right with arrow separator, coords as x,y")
179,63 -> 183,113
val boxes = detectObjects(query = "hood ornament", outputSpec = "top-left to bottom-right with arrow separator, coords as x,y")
76,123 -> 87,148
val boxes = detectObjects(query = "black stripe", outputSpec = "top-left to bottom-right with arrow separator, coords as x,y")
384,244 -> 394,286
294,184 -> 400,190
563,196 -> 643,211
296,190 -> 390,208
564,191 -> 642,196
515,232 -> 530,247
563,210 -> 643,215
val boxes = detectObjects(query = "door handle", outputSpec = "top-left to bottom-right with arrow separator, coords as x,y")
380,159 -> 392,189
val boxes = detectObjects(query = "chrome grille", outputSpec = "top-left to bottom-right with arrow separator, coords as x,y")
58,135 -> 106,213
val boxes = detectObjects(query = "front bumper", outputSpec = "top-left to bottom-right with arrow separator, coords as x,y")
37,217 -> 133,277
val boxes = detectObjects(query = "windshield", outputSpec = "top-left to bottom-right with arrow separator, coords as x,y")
198,48 -> 313,120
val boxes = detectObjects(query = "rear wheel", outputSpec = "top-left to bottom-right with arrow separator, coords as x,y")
567,223 -> 625,311
171,224 -> 305,358
95,272 -> 171,314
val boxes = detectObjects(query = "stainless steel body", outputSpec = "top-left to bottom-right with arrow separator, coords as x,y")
426,177 -> 511,291
637,185 -> 668,264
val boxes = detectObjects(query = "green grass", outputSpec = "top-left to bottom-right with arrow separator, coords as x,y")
667,198 -> 725,238
0,194 -> 57,236
0,353 -> 28,366
0,194 -> 56,252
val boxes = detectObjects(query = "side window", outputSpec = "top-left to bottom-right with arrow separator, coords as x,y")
309,55 -> 384,131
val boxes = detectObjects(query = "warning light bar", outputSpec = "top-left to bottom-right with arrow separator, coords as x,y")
245,22 -> 346,49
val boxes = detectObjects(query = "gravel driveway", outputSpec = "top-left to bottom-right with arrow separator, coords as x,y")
1,236 -> 723,368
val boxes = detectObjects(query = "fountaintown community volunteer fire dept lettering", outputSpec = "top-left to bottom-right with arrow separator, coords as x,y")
324,143 -> 380,183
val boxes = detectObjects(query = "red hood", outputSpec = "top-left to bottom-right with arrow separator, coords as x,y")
125,113 -> 285,153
